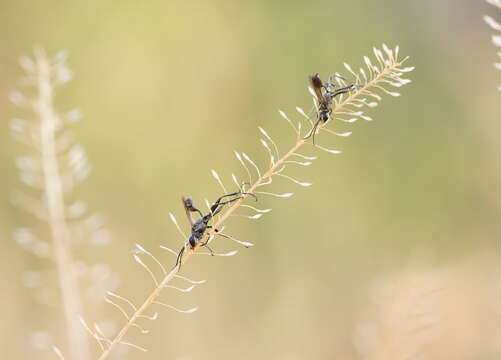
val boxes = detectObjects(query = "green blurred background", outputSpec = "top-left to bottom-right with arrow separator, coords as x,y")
1,0 -> 501,359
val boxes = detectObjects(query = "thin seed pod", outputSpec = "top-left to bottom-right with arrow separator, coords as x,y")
242,152 -> 262,179
234,151 -> 253,184
119,341 -> 147,352
258,126 -> 280,159
295,106 -> 314,127
52,346 -> 65,360
107,291 -> 137,311
278,110 -> 299,134
174,274 -> 207,284
241,204 -> 272,213
134,243 -> 167,275
138,312 -> 159,321
104,296 -> 130,320
164,285 -> 196,292
153,301 -> 198,313
211,169 -> 227,193
168,213 -> 187,240
133,255 -> 158,287
260,138 -> 275,165
159,245 -> 178,256
255,191 -> 294,198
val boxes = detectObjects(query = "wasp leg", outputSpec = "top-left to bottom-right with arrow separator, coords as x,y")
174,245 -> 185,270
199,235 -> 215,256
304,118 -> 322,144
204,244 -> 215,256
215,232 -> 252,248
210,194 -> 244,215
330,84 -> 356,98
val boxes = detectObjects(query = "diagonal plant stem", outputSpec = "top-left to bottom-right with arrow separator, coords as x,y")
35,48 -> 90,360
96,55 -> 407,360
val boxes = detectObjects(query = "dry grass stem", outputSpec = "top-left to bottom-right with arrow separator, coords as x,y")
11,48 -> 91,360
90,44 -> 413,359
35,48 -> 90,360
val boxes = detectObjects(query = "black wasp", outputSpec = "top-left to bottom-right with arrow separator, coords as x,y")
304,73 -> 357,144
174,190 -> 257,269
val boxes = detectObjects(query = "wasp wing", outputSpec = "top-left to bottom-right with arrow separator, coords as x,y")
182,196 -> 195,226
309,73 -> 325,101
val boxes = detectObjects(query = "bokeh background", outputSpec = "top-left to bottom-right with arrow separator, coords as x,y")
1,0 -> 501,359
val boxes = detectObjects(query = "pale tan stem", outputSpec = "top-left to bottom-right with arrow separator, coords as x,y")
97,59 -> 402,360
35,48 -> 90,360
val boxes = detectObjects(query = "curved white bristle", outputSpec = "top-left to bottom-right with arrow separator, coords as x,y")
364,56 -> 373,69
260,139 -> 275,164
231,173 -> 241,188
277,173 -> 312,187
214,250 -> 238,257
399,66 -> 415,73
133,255 -> 144,266
211,169 -> 227,193
286,160 -> 312,166
159,246 -> 178,256
295,106 -> 310,120
278,109 -> 299,133
154,301 -> 198,313
242,152 -> 261,178
339,118 -> 358,123
134,243 -> 149,254
344,62 -> 354,75
131,323 -> 150,334
119,341 -> 147,352
139,312 -> 159,321
256,191 -> 294,198
174,275 -> 207,284
165,285 -> 196,293
316,145 -> 342,155
179,307 -> 198,313
241,204 -> 272,213
235,150 -> 252,183
292,153 -> 317,160
218,233 -> 254,247
52,347 -> 64,360
169,212 -> 187,239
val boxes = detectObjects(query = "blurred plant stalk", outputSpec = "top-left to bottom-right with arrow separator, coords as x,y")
35,48 -> 90,360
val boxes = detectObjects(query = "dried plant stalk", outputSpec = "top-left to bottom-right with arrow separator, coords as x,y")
82,45 -> 414,360
90,44 -> 414,359
12,48 -> 92,360
36,48 -> 90,360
